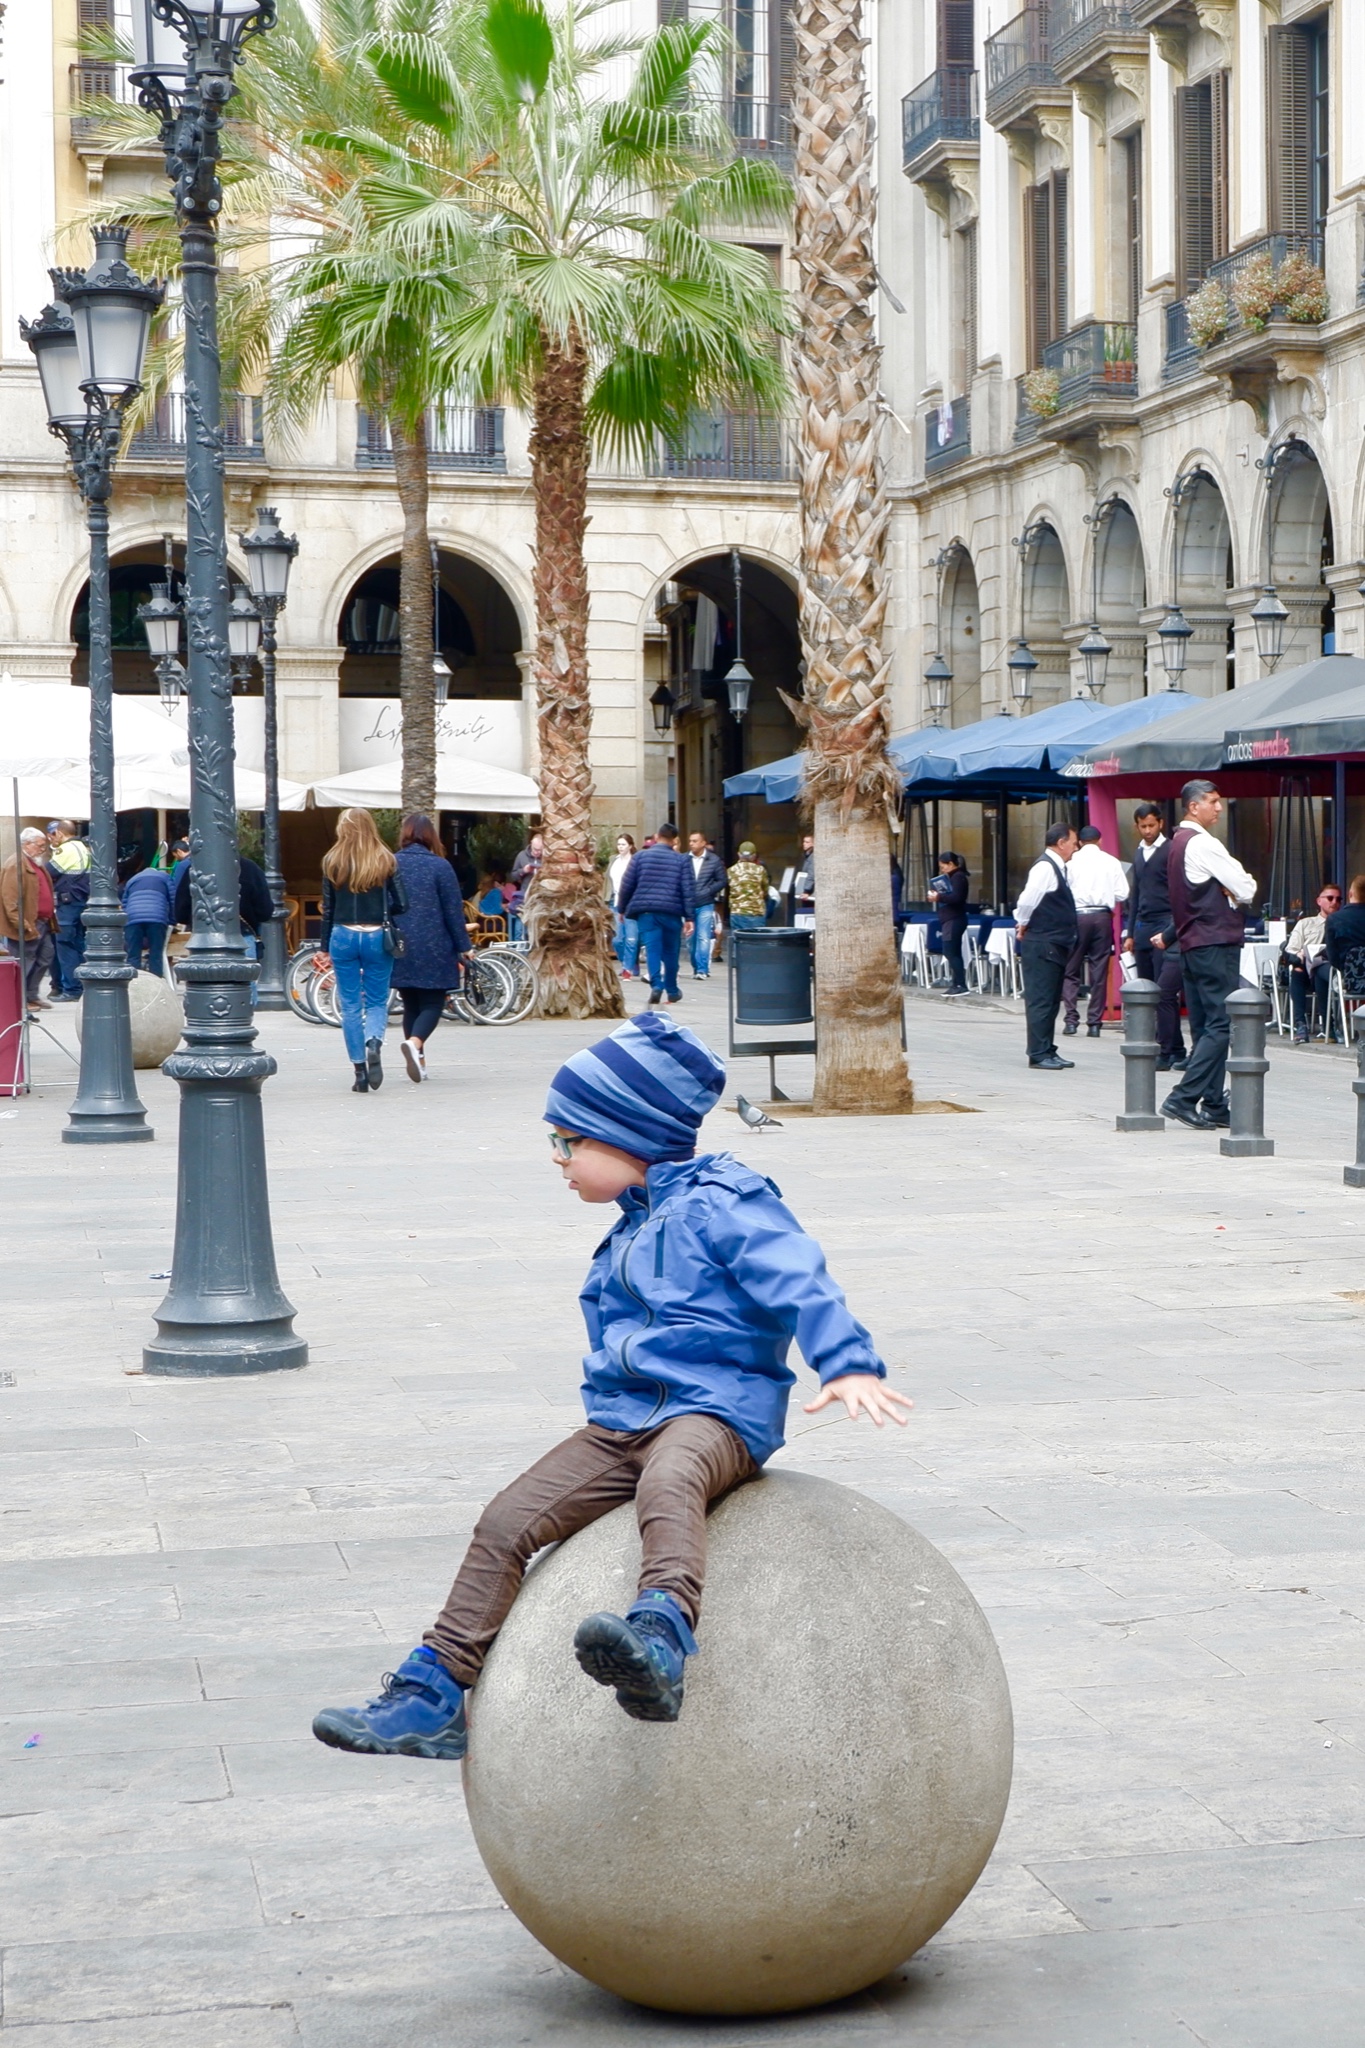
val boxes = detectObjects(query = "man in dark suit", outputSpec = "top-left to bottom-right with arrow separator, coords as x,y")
1124,801 -> 1186,1071
1013,821 -> 1079,1069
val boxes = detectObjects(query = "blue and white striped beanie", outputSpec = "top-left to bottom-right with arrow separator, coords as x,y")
544,1012 -> 727,1164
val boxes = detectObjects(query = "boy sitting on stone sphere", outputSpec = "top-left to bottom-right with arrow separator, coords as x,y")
312,1012 -> 910,1760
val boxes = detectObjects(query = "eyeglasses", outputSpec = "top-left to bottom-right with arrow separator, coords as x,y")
548,1132 -> 583,1162
1323,894 -> 1341,903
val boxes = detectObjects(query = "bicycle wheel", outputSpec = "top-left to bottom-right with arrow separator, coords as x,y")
311,964 -> 342,1027
481,945 -> 537,1023
450,951 -> 512,1024
285,945 -> 321,1022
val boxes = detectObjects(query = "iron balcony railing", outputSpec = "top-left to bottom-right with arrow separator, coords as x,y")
983,4 -> 1060,128
924,397 -> 972,473
127,394 -> 264,461
696,94 -> 795,170
657,412 -> 793,483
1042,320 -> 1136,406
68,61 -> 141,142
356,406 -> 506,472
1050,0 -> 1141,74
1163,232 -> 1326,379
902,66 -> 979,174
1014,375 -> 1044,444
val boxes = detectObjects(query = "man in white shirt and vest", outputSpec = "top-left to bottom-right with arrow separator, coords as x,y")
1013,820 -> 1079,1068
1161,778 -> 1258,1131
1062,824 -> 1129,1038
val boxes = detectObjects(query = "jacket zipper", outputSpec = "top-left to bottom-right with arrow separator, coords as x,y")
617,1195 -> 669,1423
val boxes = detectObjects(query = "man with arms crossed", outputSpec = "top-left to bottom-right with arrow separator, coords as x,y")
1014,820 -> 1079,1070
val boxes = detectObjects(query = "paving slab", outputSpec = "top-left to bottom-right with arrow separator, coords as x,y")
3,982 -> 1365,2040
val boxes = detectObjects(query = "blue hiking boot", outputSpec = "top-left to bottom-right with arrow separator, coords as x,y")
311,1646 -> 467,1759
573,1590 -> 698,1723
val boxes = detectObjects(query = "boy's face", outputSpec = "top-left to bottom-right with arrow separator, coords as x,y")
550,1129 -> 649,1203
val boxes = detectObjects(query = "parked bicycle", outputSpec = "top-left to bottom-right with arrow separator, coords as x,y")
285,942 -> 535,1027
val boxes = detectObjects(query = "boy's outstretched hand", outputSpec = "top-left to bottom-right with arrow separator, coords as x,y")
804,1375 -> 913,1427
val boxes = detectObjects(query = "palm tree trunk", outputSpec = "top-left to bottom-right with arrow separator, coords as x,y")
391,414 -> 437,817
525,333 -> 625,1020
792,0 -> 912,1113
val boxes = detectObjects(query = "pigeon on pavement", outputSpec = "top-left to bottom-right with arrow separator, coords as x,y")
736,1094 -> 783,1131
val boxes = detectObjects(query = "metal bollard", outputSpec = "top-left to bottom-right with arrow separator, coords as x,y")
1221,986 -> 1273,1157
1344,1012 -> 1365,1187
1117,978 -> 1164,1131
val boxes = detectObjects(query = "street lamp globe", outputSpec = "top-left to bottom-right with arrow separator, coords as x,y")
724,657 -> 753,723
923,652 -> 953,723
54,227 -> 163,401
1250,585 -> 1289,671
649,681 -> 676,735
20,303 -> 88,434
228,586 -> 262,662
1157,604 -> 1193,684
1006,637 -> 1038,710
138,582 -> 181,661
239,503 -> 297,603
1077,624 -> 1112,700
432,652 -> 453,707
130,0 -> 263,82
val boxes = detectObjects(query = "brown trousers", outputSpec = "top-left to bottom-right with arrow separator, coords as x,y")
424,1414 -> 756,1688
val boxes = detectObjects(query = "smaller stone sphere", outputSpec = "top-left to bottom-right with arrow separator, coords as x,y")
463,1470 -> 1012,2016
76,971 -> 183,1067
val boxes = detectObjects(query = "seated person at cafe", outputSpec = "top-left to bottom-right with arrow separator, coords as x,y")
1285,883 -> 1340,1042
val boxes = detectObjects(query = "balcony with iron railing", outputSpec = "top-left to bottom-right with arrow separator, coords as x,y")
655,412 -> 793,484
356,406 -> 506,472
983,4 -> 1066,130
705,94 -> 795,171
1015,322 -> 1136,437
69,62 -> 142,147
924,397 -> 972,474
1049,0 -> 1145,80
1163,232 -> 1326,383
902,66 -> 979,180
127,394 -> 264,462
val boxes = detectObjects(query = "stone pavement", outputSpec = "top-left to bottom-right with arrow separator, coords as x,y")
2,976 -> 1365,2045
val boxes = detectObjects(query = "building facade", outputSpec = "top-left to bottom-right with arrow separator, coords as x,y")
2,0 -> 1364,894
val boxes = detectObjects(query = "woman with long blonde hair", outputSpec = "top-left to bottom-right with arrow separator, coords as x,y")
316,808 -> 408,1092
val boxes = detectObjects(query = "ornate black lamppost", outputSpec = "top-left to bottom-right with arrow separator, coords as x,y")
724,550 -> 753,721
131,0 -> 305,1375
22,227 -> 163,1145
1252,437 -> 1296,674
238,505 -> 297,1008
1007,520 -> 1048,714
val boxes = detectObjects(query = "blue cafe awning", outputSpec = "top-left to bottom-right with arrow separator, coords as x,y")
723,723 -> 961,805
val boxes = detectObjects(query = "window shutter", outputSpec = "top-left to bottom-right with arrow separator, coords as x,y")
77,0 -> 113,23
774,0 -> 795,116
959,222 -> 979,386
1175,82 -> 1212,295
1027,182 -> 1052,365
1124,131 -> 1144,321
1267,26 -> 1311,237
658,0 -> 687,23
1210,70 -> 1230,259
938,0 -> 975,67
1051,170 -> 1069,341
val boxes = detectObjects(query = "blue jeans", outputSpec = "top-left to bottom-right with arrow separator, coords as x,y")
690,902 -> 717,978
55,904 -> 86,995
331,925 -> 393,1062
243,930 -> 258,1012
636,912 -> 683,1000
731,914 -> 767,932
125,921 -> 167,976
614,913 -> 641,974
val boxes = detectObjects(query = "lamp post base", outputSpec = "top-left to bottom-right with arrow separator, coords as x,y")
143,1321 -> 307,1376
64,954 -> 153,1144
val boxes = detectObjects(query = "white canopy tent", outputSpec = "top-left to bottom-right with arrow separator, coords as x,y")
311,751 -> 541,814
0,675 -> 306,814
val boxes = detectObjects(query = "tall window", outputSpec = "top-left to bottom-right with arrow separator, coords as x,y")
659,0 -> 792,143
938,0 -> 974,67
1175,73 -> 1229,295
956,222 -> 979,392
1268,18 -> 1330,244
1121,129 -> 1143,321
1026,172 -> 1068,364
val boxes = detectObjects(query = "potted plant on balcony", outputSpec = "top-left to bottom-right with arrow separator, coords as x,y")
1229,251 -> 1277,333
1101,326 -> 1135,385
1022,367 -> 1061,417
1275,250 -> 1329,324
1187,278 -> 1230,351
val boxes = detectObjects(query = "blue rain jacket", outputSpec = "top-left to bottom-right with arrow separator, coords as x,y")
578,1152 -> 884,1465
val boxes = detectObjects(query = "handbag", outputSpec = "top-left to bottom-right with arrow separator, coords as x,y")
381,878 -> 406,959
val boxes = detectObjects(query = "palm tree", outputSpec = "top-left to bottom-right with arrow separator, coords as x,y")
79,0 -> 474,816
790,0 -> 913,1112
363,0 -> 792,1015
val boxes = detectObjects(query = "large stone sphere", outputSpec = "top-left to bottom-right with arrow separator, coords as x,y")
77,970 -> 183,1067
463,1469 -> 1012,2015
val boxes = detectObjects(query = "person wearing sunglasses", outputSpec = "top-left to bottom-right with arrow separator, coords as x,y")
312,1011 -> 910,1762
1285,882 -> 1341,1042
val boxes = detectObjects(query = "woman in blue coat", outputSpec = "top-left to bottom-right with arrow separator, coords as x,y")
392,814 -> 473,1083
